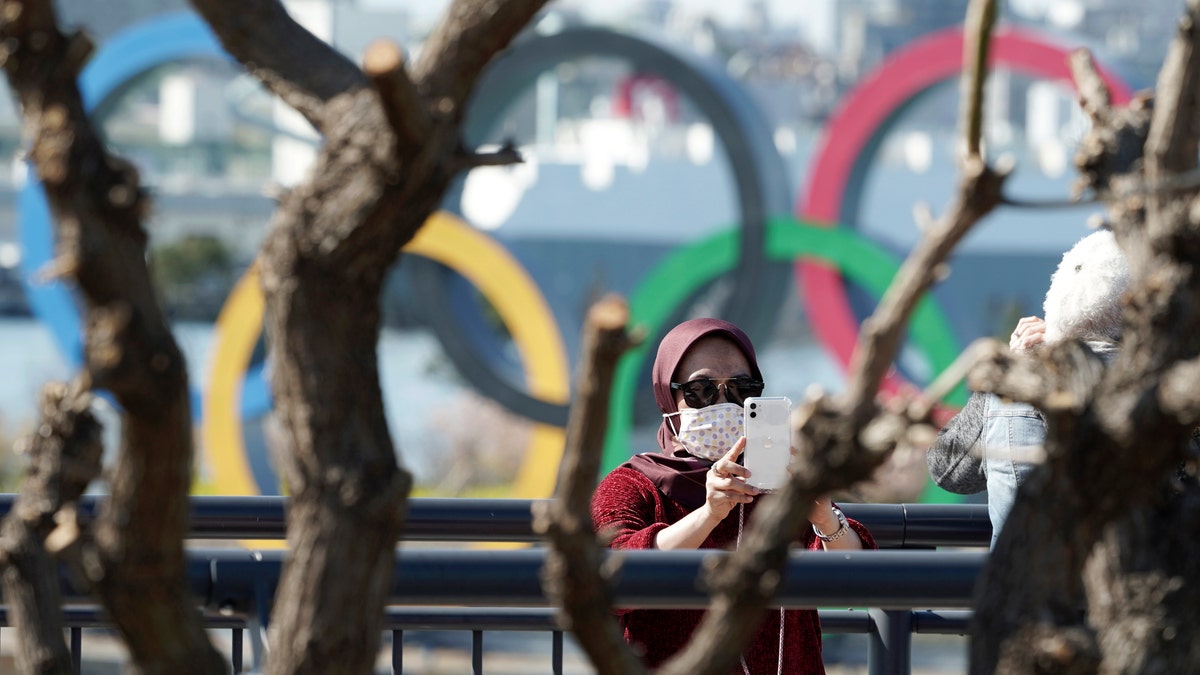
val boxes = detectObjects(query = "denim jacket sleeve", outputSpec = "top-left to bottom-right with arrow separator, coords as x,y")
926,391 -> 988,494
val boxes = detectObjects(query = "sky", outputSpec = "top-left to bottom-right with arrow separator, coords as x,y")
353,0 -> 829,53
357,0 -> 811,28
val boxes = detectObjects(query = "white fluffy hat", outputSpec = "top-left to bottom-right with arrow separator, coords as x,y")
1042,230 -> 1129,344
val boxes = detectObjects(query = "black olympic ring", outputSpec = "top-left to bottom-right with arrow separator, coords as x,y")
414,26 -> 795,426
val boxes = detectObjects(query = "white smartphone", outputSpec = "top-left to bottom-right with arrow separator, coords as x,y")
743,396 -> 792,492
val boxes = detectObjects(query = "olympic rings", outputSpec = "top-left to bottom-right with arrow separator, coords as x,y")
203,212 -> 570,497
16,13 -> 1137,506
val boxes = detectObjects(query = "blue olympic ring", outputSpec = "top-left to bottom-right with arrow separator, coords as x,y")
17,12 -> 272,420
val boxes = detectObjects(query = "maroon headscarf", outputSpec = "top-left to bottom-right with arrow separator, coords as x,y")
622,318 -> 763,508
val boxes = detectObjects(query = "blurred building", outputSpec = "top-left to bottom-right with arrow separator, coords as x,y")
0,0 -> 1185,331
56,0 -> 190,39
1007,0 -> 1177,89
834,0 -> 971,81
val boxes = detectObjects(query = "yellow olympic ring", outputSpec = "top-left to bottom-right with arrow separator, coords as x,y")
201,211 -> 570,502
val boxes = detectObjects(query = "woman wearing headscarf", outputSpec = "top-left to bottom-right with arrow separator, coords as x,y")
591,318 -> 874,674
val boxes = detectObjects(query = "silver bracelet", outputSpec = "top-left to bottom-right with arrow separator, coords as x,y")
812,506 -> 849,543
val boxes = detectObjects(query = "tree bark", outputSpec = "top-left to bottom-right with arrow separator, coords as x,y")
0,1 -> 227,672
968,2 -> 1200,671
191,0 -> 549,671
1083,475 -> 1200,673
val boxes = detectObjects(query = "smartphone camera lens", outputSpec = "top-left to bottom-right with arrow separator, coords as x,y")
749,411 -> 757,418
749,402 -> 757,410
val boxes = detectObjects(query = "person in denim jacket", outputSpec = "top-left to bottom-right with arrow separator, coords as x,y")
927,230 -> 1128,548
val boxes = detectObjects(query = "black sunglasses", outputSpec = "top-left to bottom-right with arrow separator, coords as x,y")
670,376 -> 764,408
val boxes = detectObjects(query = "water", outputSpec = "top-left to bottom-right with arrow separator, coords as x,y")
0,318 -> 70,431
0,317 -> 466,489
0,314 -> 858,494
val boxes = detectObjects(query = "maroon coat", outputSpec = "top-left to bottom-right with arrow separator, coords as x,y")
591,465 -> 876,674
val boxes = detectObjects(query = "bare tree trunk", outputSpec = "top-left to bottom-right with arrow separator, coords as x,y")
0,1 -> 229,672
258,244 -> 413,673
190,0 -> 549,671
968,3 -> 1200,672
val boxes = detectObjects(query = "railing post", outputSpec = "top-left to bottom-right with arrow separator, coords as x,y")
248,612 -> 267,672
232,628 -> 243,673
392,629 -> 403,674
248,571 -> 272,672
70,627 -> 81,674
552,630 -> 563,675
868,608 -> 912,675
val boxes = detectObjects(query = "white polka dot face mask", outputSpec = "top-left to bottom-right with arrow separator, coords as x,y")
664,402 -> 744,461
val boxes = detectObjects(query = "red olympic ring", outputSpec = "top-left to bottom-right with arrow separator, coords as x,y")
797,26 -> 1133,395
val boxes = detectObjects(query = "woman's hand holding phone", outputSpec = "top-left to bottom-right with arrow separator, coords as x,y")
703,438 -> 758,521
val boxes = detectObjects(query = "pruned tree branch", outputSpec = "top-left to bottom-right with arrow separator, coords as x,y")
963,340 -> 1110,416
413,0 -> 550,117
843,0 -> 1006,426
904,338 -> 992,422
1146,6 -> 1200,181
189,0 -> 366,135
842,159 -> 1007,424
0,380 -> 101,675
453,140 -> 523,171
364,39 -> 431,151
195,0 -> 553,278
1001,165 -> 1200,210
1158,355 -> 1200,425
961,0 -> 998,161
534,295 -> 644,675
1071,51 -> 1154,207
1069,49 -> 1113,124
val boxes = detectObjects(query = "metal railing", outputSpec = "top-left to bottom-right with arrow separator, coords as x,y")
0,495 -> 992,547
0,496 -> 991,674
